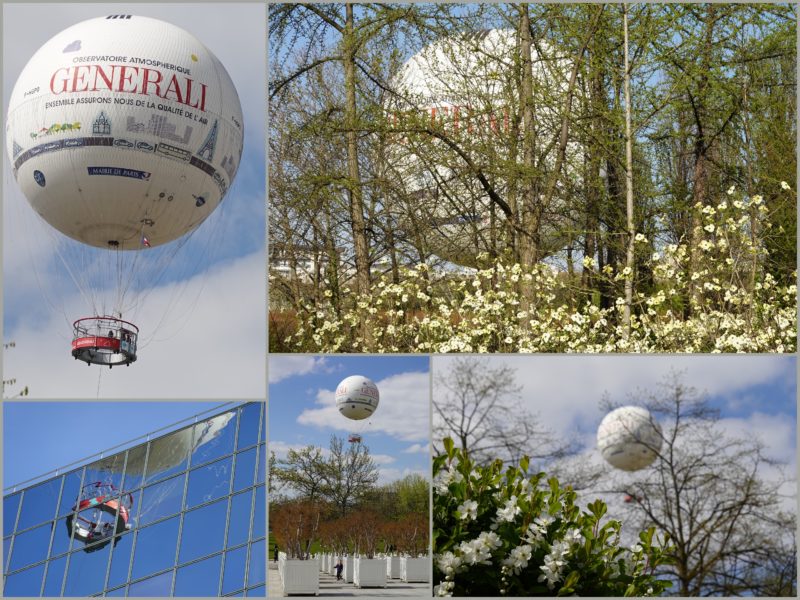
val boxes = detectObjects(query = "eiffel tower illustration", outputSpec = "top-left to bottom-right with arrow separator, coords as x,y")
197,119 -> 218,161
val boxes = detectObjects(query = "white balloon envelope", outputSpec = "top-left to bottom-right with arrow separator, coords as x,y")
335,375 -> 380,421
6,15 -> 244,249
597,406 -> 662,471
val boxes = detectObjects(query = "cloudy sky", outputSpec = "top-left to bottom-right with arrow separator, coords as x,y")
2,3 -> 266,398
433,354 -> 797,514
269,355 -> 431,486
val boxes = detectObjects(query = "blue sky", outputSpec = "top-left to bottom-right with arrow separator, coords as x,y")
3,401 -> 236,489
269,356 -> 431,485
3,3 -> 266,398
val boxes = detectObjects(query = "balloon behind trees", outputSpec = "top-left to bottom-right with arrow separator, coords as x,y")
335,375 -> 380,421
597,406 -> 662,471
6,15 -> 243,249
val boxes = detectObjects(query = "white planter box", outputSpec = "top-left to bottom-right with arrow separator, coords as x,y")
344,557 -> 354,583
278,554 -> 319,596
321,554 -> 328,572
354,558 -> 387,588
401,557 -> 430,582
329,556 -> 339,576
387,556 -> 402,579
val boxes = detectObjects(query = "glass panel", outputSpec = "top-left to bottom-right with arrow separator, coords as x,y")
43,554 -> 67,596
4,536 -> 11,570
191,411 -> 237,467
233,448 -> 256,493
226,491 -> 251,549
236,404 -> 260,450
63,544 -> 111,596
3,563 -> 44,596
85,452 -> 126,492
50,516 -> 72,557
9,522 -> 51,571
59,469 -> 84,518
221,545 -> 247,595
247,540 -> 266,587
185,457 -> 232,509
106,532 -> 133,589
174,553 -> 222,596
256,445 -> 265,485
144,427 -> 194,486
247,584 -> 266,597
178,499 -> 227,564
122,445 -> 147,492
252,487 -> 265,541
137,474 -> 185,527
127,570 -> 173,596
105,586 -> 126,596
4,493 -> 21,534
17,477 -> 62,531
130,516 -> 179,581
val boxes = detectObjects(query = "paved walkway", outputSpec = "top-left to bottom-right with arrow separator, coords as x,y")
268,561 -> 430,597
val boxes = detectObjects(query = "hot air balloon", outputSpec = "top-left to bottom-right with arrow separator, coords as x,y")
597,406 -> 662,471
5,14 -> 244,367
389,29 -> 579,266
335,375 -> 379,444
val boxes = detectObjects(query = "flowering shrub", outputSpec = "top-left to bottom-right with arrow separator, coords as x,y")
433,439 -> 672,596
282,186 -> 796,352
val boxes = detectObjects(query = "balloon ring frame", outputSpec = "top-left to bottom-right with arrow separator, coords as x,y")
65,482 -> 133,552
71,316 -> 139,368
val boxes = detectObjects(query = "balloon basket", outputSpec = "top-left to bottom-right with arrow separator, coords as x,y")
71,316 -> 139,368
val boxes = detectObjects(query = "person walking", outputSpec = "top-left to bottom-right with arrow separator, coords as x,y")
335,559 -> 344,581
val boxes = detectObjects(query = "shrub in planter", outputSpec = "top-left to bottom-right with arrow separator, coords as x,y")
433,439 -> 673,597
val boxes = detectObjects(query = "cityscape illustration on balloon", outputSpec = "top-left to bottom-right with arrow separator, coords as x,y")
5,14 -> 244,367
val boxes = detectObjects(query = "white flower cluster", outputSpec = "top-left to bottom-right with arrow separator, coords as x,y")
286,185 -> 795,354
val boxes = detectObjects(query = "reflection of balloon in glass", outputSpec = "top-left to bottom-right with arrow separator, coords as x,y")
597,406 -> 662,471
335,375 -> 380,421
5,15 -> 244,364
93,412 -> 234,476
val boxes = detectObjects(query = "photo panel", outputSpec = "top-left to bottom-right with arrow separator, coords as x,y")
2,401 -> 266,596
268,355 -> 432,596
3,2 -> 267,398
431,355 -> 797,597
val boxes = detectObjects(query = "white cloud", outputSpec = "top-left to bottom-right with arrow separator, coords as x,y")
269,356 -> 328,383
371,454 -> 397,466
403,443 -> 430,454
296,371 -> 430,443
377,466 -> 429,486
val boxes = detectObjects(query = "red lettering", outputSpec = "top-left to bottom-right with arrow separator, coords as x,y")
116,66 -> 137,93
141,68 -> 162,96
70,65 -> 90,92
50,67 -> 70,94
92,64 -> 114,92
163,74 -> 184,104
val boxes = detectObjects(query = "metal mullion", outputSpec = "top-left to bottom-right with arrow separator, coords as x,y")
216,407 -> 243,596
4,490 -> 22,579
60,466 -> 87,597
169,419 -> 196,596
124,438 -> 152,598
38,474 -> 65,596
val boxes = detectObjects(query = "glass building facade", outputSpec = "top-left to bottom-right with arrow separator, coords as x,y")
3,403 -> 266,597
